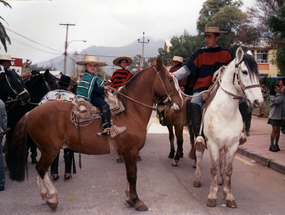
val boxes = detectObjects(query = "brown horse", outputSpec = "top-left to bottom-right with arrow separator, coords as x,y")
159,92 -> 196,166
7,58 -> 183,212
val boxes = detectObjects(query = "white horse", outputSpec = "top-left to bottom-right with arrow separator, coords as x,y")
193,47 -> 263,208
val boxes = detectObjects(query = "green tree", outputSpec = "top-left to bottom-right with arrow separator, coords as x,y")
0,0 -> 11,52
196,0 -> 243,51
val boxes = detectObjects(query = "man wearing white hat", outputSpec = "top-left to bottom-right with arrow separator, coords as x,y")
168,56 -> 186,89
172,27 -> 235,151
0,55 -> 31,79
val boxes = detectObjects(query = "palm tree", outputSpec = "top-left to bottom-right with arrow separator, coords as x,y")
0,0 -> 11,52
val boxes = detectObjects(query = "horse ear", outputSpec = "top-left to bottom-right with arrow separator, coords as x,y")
156,58 -> 162,71
44,69 -> 49,78
150,59 -> 156,67
236,47 -> 244,63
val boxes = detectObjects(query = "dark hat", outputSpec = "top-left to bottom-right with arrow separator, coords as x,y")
31,70 -> 39,74
54,74 -> 76,86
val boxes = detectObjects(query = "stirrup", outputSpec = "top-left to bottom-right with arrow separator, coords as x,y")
51,174 -> 59,181
194,136 -> 206,150
102,128 -> 111,136
64,173 -> 72,181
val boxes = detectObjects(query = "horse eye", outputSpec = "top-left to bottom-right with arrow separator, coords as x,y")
242,70 -> 248,75
169,78 -> 173,82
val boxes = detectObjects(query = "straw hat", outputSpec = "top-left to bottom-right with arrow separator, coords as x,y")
169,56 -> 183,63
204,27 -> 227,34
0,55 -> 15,61
113,56 -> 133,66
76,56 -> 107,66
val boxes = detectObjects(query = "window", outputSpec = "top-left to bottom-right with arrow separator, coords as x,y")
256,50 -> 268,63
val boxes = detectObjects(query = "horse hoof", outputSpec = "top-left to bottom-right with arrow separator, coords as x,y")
207,199 -> 216,207
226,200 -> 237,208
239,134 -> 247,145
126,199 -> 135,207
193,180 -> 201,188
116,159 -> 124,163
134,200 -> 148,211
47,202 -> 58,211
168,154 -> 174,159
137,156 -> 142,162
171,160 -> 178,166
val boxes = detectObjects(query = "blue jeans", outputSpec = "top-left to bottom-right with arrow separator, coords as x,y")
0,135 -> 5,188
190,92 -> 203,107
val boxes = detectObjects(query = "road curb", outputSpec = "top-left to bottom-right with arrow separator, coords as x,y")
237,147 -> 285,175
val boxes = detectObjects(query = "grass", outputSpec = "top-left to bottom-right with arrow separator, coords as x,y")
252,100 -> 270,116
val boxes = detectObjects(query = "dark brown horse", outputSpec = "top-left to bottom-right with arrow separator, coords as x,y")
159,92 -> 197,166
7,58 -> 183,212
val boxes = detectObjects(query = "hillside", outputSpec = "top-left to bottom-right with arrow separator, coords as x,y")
36,39 -> 165,76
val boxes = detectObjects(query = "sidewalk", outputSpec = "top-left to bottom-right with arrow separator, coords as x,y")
148,111 -> 285,175
237,114 -> 285,174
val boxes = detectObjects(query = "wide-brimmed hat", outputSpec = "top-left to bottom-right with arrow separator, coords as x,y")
31,70 -> 39,75
76,56 -> 107,66
168,56 -> 183,64
204,27 -> 227,34
113,56 -> 133,66
54,74 -> 76,86
0,55 -> 15,61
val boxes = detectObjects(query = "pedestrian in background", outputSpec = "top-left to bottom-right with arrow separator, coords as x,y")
0,99 -> 7,191
168,56 -> 186,91
258,82 -> 268,117
268,83 -> 284,152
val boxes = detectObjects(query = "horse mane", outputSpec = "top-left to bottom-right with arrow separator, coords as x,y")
203,52 -> 259,110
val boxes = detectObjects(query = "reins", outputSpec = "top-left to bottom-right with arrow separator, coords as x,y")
107,66 -> 177,111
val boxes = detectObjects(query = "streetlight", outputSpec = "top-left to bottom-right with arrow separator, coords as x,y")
63,39 -> 87,74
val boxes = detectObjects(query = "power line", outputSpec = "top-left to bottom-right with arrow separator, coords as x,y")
6,28 -> 62,53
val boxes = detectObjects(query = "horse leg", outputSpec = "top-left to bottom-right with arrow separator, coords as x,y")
123,152 -> 148,211
117,153 -> 124,163
207,145 -> 220,207
167,125 -> 175,159
223,145 -> 238,208
193,149 -> 204,188
36,155 -> 59,210
188,124 -> 197,167
172,126 -> 184,166
219,149 -> 225,186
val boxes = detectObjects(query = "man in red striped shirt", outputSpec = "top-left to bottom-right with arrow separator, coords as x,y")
110,56 -> 133,90
172,27 -> 234,150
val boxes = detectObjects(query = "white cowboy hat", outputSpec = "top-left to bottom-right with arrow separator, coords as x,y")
204,27 -> 227,34
168,56 -> 184,63
0,55 -> 15,61
76,56 -> 107,66
113,55 -> 133,66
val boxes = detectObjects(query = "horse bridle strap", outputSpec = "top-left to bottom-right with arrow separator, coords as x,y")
4,73 -> 28,104
108,67 -> 175,111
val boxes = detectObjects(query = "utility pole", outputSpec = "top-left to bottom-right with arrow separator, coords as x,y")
138,32 -> 149,70
60,23 -> 75,75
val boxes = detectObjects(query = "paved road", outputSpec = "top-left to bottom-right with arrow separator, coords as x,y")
1,117 -> 285,214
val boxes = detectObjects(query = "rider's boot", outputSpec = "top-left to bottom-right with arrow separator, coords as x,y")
50,153 -> 59,181
64,149 -> 73,180
188,102 -> 206,151
100,103 -> 126,138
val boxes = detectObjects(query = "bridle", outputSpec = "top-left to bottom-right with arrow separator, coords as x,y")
108,66 -> 179,110
219,58 -> 260,100
3,72 -> 29,105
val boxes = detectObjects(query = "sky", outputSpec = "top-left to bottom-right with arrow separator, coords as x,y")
1,0 -> 256,64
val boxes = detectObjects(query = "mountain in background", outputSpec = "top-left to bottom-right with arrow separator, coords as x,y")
36,39 -> 165,76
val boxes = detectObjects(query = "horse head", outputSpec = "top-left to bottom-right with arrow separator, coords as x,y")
234,47 -> 263,108
153,58 -> 183,110
0,65 -> 30,104
25,69 -> 58,103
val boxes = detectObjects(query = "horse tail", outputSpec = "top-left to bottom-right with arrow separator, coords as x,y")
7,113 -> 28,182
